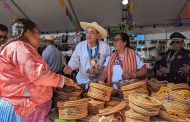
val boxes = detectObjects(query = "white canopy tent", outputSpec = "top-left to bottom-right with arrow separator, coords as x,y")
0,0 -> 190,34
0,0 -> 122,33
132,0 -> 190,34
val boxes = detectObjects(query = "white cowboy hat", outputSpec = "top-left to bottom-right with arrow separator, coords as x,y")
45,35 -> 55,41
80,21 -> 108,39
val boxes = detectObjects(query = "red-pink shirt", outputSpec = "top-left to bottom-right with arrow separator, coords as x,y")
0,40 -> 62,116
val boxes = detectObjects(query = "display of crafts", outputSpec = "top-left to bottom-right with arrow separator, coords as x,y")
151,83 -> 190,122
54,80 -> 190,122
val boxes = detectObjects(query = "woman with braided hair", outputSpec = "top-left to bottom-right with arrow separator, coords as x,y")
0,19 -> 79,122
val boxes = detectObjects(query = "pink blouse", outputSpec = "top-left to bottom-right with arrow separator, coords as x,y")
0,40 -> 62,116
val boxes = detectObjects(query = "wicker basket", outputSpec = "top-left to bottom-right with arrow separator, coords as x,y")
55,87 -> 82,102
167,83 -> 190,91
105,97 -> 122,107
121,80 -> 148,101
98,101 -> 126,116
82,115 -> 101,122
123,88 -> 149,101
125,117 -> 149,122
161,98 -> 190,114
170,90 -> 190,102
125,109 -> 150,122
88,99 -> 104,115
129,101 -> 160,116
128,93 -> 161,109
121,80 -> 147,91
87,82 -> 113,101
159,110 -> 189,122
99,114 -> 122,122
57,98 -> 88,120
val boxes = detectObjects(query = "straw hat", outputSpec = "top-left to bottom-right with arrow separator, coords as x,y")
44,35 -> 55,41
80,21 -> 108,39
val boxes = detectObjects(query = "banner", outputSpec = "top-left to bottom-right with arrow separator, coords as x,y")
181,1 -> 190,18
58,0 -> 65,8
58,0 -> 79,32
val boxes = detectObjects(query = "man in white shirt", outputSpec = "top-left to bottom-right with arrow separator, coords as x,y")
64,22 -> 110,85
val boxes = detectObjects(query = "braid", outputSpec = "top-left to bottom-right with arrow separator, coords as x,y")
0,19 -> 37,53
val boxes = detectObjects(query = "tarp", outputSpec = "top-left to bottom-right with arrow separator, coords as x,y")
0,0 -> 122,33
0,0 -> 190,34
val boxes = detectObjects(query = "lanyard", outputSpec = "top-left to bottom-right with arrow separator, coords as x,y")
166,51 -> 179,64
87,41 -> 99,59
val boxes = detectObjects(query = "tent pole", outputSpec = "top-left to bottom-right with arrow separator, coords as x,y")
10,0 -> 30,19
67,0 -> 81,30
165,19 -> 168,52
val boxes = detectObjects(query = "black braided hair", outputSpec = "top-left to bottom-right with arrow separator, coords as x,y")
0,19 -> 37,52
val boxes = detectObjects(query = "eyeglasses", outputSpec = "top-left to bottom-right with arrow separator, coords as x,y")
114,39 -> 122,42
0,35 -> 7,41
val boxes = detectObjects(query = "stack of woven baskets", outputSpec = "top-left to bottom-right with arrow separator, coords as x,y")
87,82 -> 113,101
125,109 -> 150,122
86,82 -> 126,122
151,83 -> 190,121
57,98 -> 89,120
98,101 -> 127,122
87,82 -> 113,115
126,93 -> 162,122
121,80 -> 148,102
53,86 -> 83,108
88,99 -> 104,115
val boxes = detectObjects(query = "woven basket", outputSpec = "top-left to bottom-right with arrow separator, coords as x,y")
121,80 -> 148,101
87,82 -> 113,101
161,98 -> 190,114
82,115 -> 101,122
167,83 -> 190,91
57,98 -> 88,120
125,109 -> 150,122
123,87 -> 149,101
99,114 -> 122,122
125,117 -> 149,122
98,101 -> 126,116
129,101 -> 160,116
105,97 -> 122,107
121,80 -> 147,91
88,99 -> 104,115
56,90 -> 82,99
170,90 -> 190,102
128,93 -> 161,109
55,87 -> 82,102
159,110 -> 188,122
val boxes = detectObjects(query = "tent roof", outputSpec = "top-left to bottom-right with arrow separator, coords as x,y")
0,0 -> 189,34
0,0 -> 122,33
132,0 -> 190,34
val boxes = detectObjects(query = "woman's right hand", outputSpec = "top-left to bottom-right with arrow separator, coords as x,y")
64,77 -> 81,89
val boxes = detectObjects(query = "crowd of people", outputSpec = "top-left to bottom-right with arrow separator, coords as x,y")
0,18 -> 190,122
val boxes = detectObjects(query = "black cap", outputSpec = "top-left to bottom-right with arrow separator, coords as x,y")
170,32 -> 186,42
